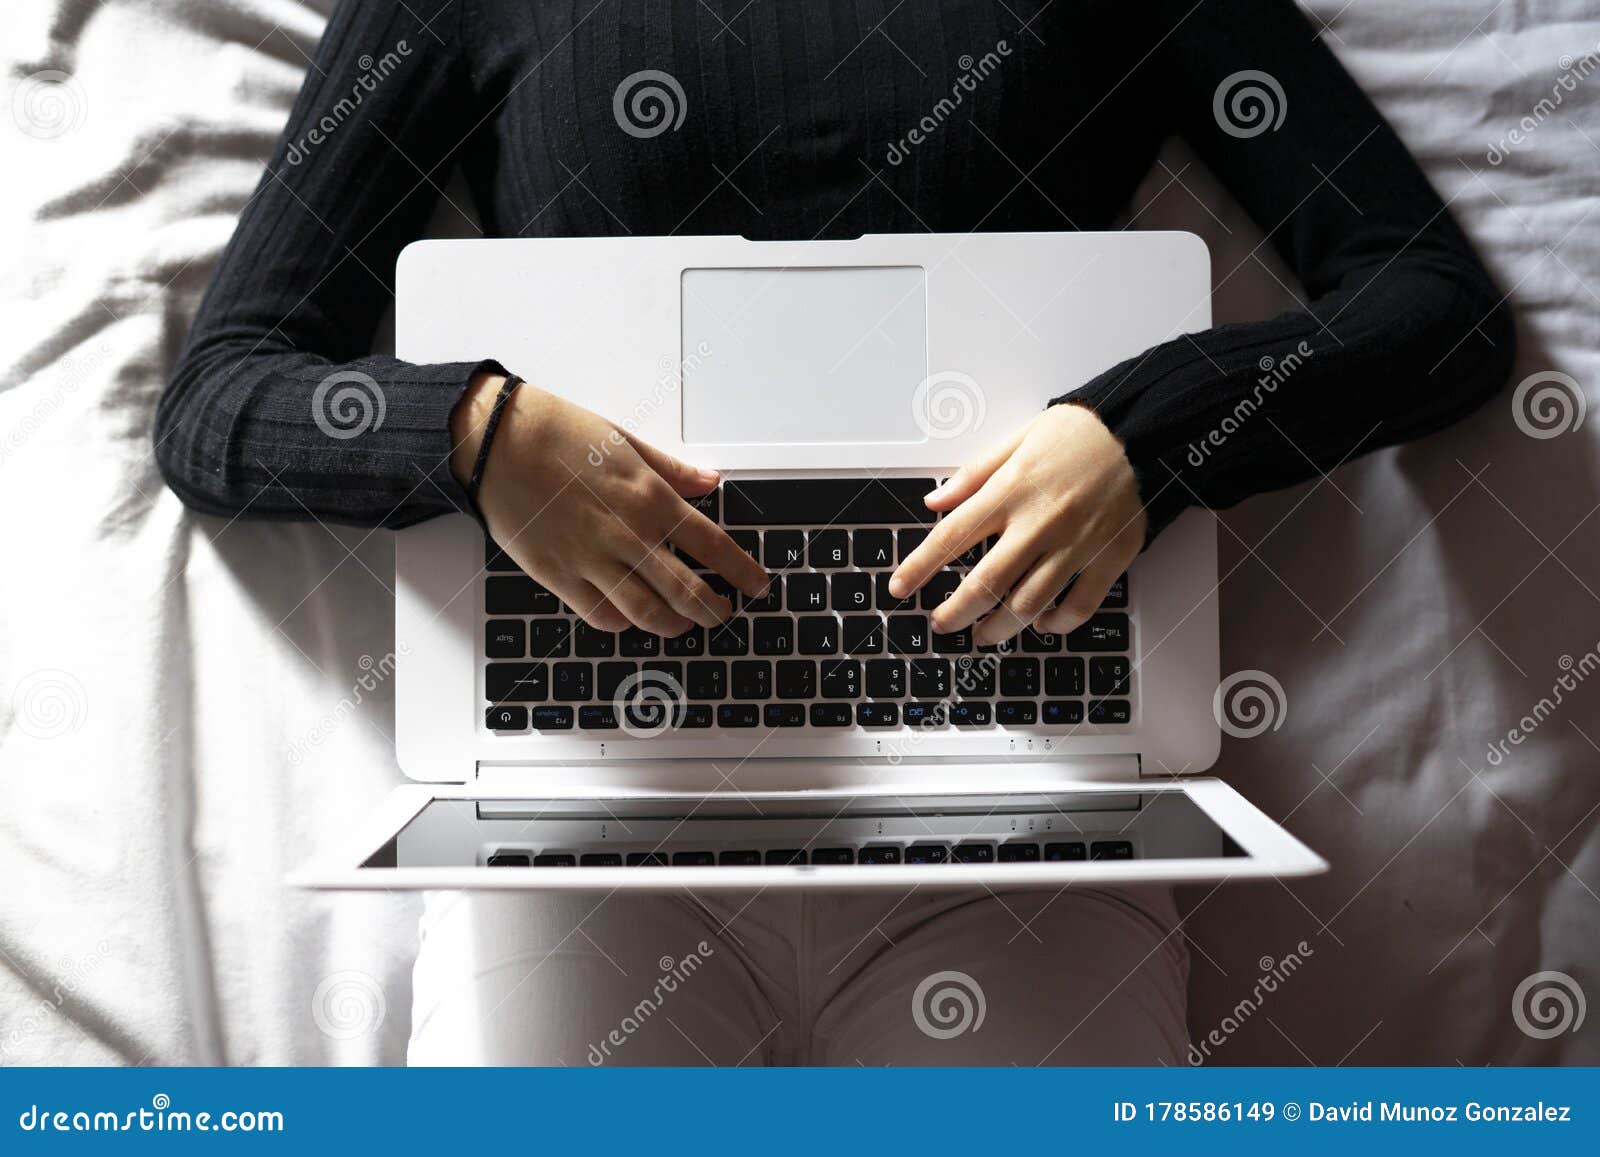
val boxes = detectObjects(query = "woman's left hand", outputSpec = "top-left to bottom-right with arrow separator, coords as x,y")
887,404 -> 1147,647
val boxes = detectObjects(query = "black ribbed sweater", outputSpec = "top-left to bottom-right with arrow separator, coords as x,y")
155,0 -> 1515,543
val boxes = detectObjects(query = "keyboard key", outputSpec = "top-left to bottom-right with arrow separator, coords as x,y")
486,663 -> 548,702
686,661 -> 726,700
1091,840 -> 1134,860
529,619 -> 571,658
953,657 -> 994,696
1045,656 -> 1085,697
627,852 -> 669,866
775,660 -> 816,699
996,700 -> 1038,726
860,845 -> 903,864
903,701 -> 947,728
811,847 -> 855,865
842,615 -> 885,654
853,529 -> 894,568
1042,700 -> 1085,725
887,615 -> 929,654
906,844 -> 949,864
765,849 -> 805,865
533,853 -> 577,867
574,623 -> 615,657
731,660 -> 772,700
876,573 -> 918,612
579,705 -> 618,729
1101,573 -> 1129,609
897,528 -> 929,560
580,853 -> 623,867
1089,656 -> 1132,696
798,617 -> 839,655
594,661 -> 635,703
764,703 -> 806,727
909,658 -> 951,698
688,489 -> 720,522
743,581 -> 782,613
919,572 -> 960,610
954,843 -> 995,864
709,618 -> 749,655
830,572 -> 873,611
809,703 -> 852,727
856,702 -> 900,727
786,573 -> 828,612
486,576 -> 560,614
865,660 -> 907,698
485,538 -> 521,572
551,662 -> 592,701
934,628 -> 973,654
486,705 -> 527,730
729,529 -> 760,563
764,530 -> 807,569
531,705 -> 574,730
997,843 -> 1040,862
723,478 -> 936,526
1067,613 -> 1131,653
809,530 -> 849,568
717,704 -> 759,727
487,851 -> 530,866
672,851 -> 716,866
719,850 -> 761,865
820,659 -> 862,699
1000,658 -> 1040,697
619,628 -> 661,658
485,620 -> 526,658
753,617 -> 794,655
679,704 -> 714,728
1045,842 -> 1087,861
948,701 -> 991,726
664,627 -> 705,656
1088,699 -> 1132,725
1021,627 -> 1062,653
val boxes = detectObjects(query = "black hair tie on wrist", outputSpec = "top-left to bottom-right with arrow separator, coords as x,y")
466,373 -> 522,516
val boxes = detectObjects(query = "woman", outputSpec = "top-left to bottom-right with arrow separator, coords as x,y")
156,0 -> 1513,1064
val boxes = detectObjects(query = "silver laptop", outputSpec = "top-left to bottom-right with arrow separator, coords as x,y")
298,232 -> 1326,890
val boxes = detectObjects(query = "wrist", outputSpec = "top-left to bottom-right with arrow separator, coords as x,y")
449,369 -> 506,487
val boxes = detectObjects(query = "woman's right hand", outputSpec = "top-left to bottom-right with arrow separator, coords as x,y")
451,371 -> 769,636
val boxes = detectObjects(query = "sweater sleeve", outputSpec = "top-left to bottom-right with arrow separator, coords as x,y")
1057,0 -> 1516,544
154,0 -> 496,528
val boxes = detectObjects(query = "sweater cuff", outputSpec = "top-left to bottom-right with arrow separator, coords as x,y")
1046,394 -> 1190,551
407,356 -> 508,522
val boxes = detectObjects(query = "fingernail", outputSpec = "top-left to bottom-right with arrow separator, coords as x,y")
698,466 -> 720,483
887,576 -> 906,599
924,483 -> 946,503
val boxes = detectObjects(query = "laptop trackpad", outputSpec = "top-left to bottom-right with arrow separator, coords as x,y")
680,266 -> 928,445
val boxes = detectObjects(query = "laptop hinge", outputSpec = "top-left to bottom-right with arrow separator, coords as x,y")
470,753 -> 1140,794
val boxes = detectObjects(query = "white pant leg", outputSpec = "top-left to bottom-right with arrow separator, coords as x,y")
407,891 -> 787,1066
808,887 -> 1189,1066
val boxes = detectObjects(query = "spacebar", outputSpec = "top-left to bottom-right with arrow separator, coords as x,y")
723,478 -> 938,526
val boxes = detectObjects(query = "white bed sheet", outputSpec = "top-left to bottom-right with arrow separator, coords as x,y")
0,0 -> 1595,1065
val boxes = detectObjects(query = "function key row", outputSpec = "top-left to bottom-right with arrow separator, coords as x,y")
486,840 -> 1134,866
486,698 -> 1132,732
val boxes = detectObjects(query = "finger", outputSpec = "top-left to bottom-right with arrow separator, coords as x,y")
627,434 -> 720,498
975,551 -> 1081,647
668,504 -> 770,599
923,428 -> 1025,513
636,545 -> 733,628
550,575 -> 631,633
928,532 -> 1041,634
1035,556 -> 1125,636
598,568 -> 695,637
889,486 -> 1006,599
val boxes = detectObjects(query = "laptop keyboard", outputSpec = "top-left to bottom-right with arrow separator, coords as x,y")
482,477 -> 1133,734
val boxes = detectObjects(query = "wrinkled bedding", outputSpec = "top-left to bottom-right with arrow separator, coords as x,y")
1,0 -> 1595,1064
